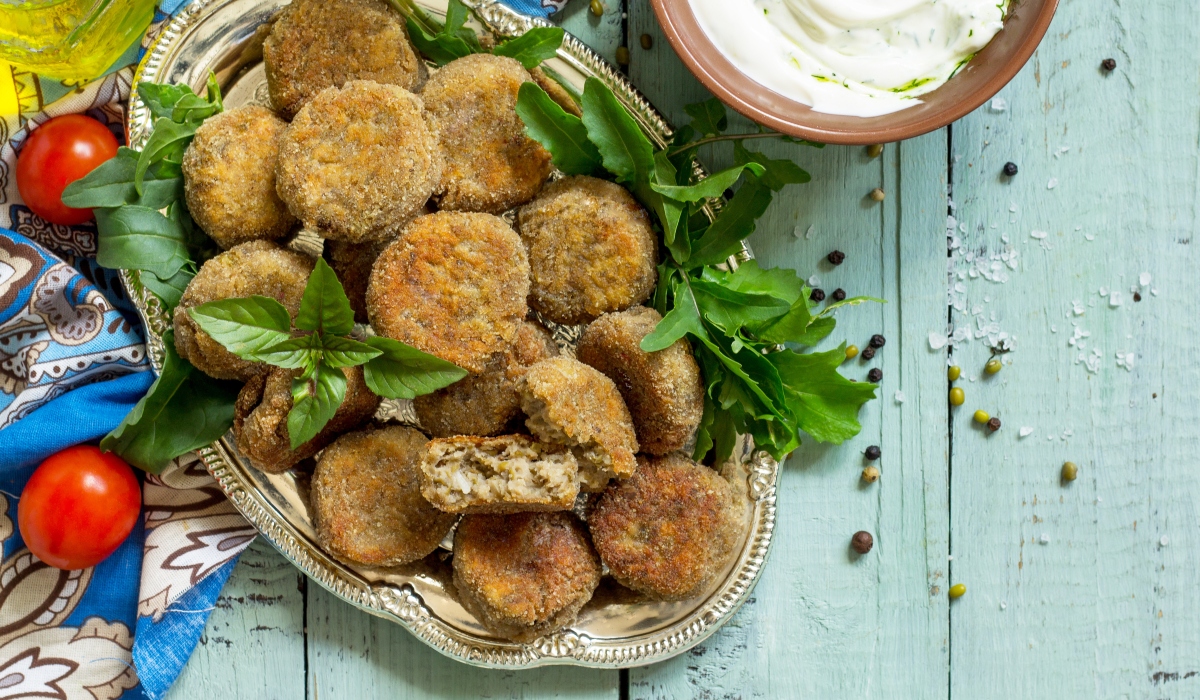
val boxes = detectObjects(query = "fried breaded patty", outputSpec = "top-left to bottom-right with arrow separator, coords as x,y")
577,306 -> 704,454
182,106 -> 297,249
519,357 -> 638,491
233,365 -> 380,474
453,512 -> 600,642
420,434 -> 579,514
312,425 -> 456,567
414,320 -> 557,437
421,54 -> 551,213
173,241 -> 314,380
517,175 -> 658,325
276,81 -> 442,243
366,212 -> 530,373
589,453 -> 743,600
263,0 -> 423,119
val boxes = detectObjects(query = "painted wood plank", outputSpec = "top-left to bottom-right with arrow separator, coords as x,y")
167,540 -> 307,699
946,0 -> 1200,697
627,2 -> 952,696
558,0 -> 625,68
305,585 -> 620,698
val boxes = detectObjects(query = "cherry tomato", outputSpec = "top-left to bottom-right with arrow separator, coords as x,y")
15,114 -> 119,226
18,445 -> 141,570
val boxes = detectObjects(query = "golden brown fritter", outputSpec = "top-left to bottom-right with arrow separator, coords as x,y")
420,434 -> 579,514
173,241 -> 314,381
577,306 -> 704,454
519,357 -> 638,491
366,212 -> 530,374
233,365 -> 381,474
421,54 -> 552,213
589,453 -> 743,601
263,0 -> 423,120
453,512 -> 600,642
276,81 -> 442,243
182,106 -> 297,249
324,236 -> 394,324
312,425 -> 456,567
414,320 -> 558,438
517,175 -> 658,325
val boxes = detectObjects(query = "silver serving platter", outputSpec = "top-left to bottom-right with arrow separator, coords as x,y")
124,0 -> 779,669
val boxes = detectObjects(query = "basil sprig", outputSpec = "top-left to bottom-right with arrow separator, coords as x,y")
516,80 -> 883,464
389,0 -> 563,69
189,259 -> 467,448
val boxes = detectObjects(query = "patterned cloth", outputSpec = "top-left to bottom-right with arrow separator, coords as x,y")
0,0 -> 568,697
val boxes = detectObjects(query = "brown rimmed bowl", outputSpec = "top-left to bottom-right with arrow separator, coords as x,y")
650,0 -> 1059,145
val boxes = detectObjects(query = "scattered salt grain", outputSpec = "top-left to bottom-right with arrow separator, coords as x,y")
948,554 -> 954,561
1151,288 -> 1159,297
1051,325 -> 1058,333
1116,352 -> 1135,371
807,274 -> 820,287
1085,233 -> 1096,241
1039,533 -> 1051,545
1109,291 -> 1124,308
1047,178 -> 1059,190
1031,230 -> 1048,240
894,390 -> 906,404
1072,300 -> 1085,316
1160,536 -> 1169,547
1019,427 -> 1034,438
1139,272 -> 1152,287
1098,287 -> 1109,297
1000,601 -> 1008,611
989,97 -> 1008,112
929,332 -> 948,350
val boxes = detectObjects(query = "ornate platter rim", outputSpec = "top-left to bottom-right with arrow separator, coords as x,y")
123,0 -> 780,669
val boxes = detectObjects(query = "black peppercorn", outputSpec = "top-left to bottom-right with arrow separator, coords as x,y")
1101,58 -> 1117,71
867,368 -> 883,383
851,531 -> 874,554
987,417 -> 1002,432
827,250 -> 846,265
1003,162 -> 1019,177
723,188 -> 735,200
864,445 -> 881,461
831,288 -> 847,302
810,288 -> 826,302
869,334 -> 886,348
861,346 -> 876,361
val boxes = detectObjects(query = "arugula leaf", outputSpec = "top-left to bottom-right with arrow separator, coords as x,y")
61,147 -> 183,210
515,82 -> 602,176
407,18 -> 476,65
689,276 -> 791,333
94,206 -> 190,279
135,118 -> 198,194
715,259 -> 805,303
818,295 -> 888,315
651,162 -> 764,202
753,297 -> 815,344
581,77 -> 655,185
687,177 -> 773,268
494,27 -> 564,69
641,277 -> 707,352
732,142 -> 811,191
295,259 -> 355,336
187,296 -> 294,360
322,335 -> 383,368
140,267 -> 194,310
790,315 -> 837,347
770,344 -> 878,444
288,362 -> 347,449
684,98 -> 728,137
101,331 -> 241,473
361,336 -> 468,399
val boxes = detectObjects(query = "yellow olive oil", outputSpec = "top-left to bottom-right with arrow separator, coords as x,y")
0,0 -> 156,81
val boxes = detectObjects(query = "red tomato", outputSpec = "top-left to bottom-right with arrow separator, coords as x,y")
18,445 -> 141,570
15,114 -> 119,226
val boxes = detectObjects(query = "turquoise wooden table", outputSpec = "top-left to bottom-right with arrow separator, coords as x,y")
168,0 -> 1200,697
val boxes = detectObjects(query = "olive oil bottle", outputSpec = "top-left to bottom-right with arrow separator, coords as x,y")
0,0 -> 156,81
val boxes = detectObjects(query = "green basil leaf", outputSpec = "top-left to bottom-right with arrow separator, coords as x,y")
650,162 -> 765,202
135,118 -> 198,194
406,17 -> 475,65
361,336 -> 468,399
494,27 -> 564,69
187,296 -> 294,361
139,267 -> 194,310
732,142 -> 811,191
580,77 -> 654,185
687,177 -> 773,268
94,206 -> 190,279
770,344 -> 877,444
684,98 -> 728,137
295,258 -> 356,336
101,331 -> 240,473
288,362 -> 347,449
689,276 -> 792,333
61,147 -> 183,210
515,82 -> 602,176
322,335 -> 383,368
641,277 -> 707,352
252,334 -> 321,370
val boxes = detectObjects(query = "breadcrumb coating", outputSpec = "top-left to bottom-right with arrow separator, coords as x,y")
421,54 -> 551,213
276,81 -> 443,243
419,434 -> 579,514
589,453 -> 743,600
183,106 -> 297,249
173,241 -> 314,380
517,176 -> 657,325
577,306 -> 704,454
312,425 -> 456,567
264,0 -> 423,119
366,212 -> 530,374
453,512 -> 600,642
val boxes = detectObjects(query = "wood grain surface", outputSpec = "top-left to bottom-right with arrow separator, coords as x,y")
170,0 -> 1200,697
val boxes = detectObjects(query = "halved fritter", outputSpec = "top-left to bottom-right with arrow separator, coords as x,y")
420,434 -> 579,514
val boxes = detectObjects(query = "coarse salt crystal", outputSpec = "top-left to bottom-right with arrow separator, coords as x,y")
1085,234 -> 1096,241
1160,536 -> 1169,547
1047,178 -> 1058,189
807,275 -> 820,287
1031,230 -> 1048,239
1072,301 -> 1085,316
1116,352 -> 1135,371
1139,272 -> 1152,287
990,97 -> 1008,112
929,332 -> 948,350
1099,287 -> 1109,296
1039,533 -> 1051,545
1109,291 -> 1123,308
894,390 -> 906,404
1019,427 -> 1034,438
1000,601 -> 1008,610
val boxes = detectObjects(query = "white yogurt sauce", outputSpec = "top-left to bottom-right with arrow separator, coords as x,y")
690,0 -> 1007,117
